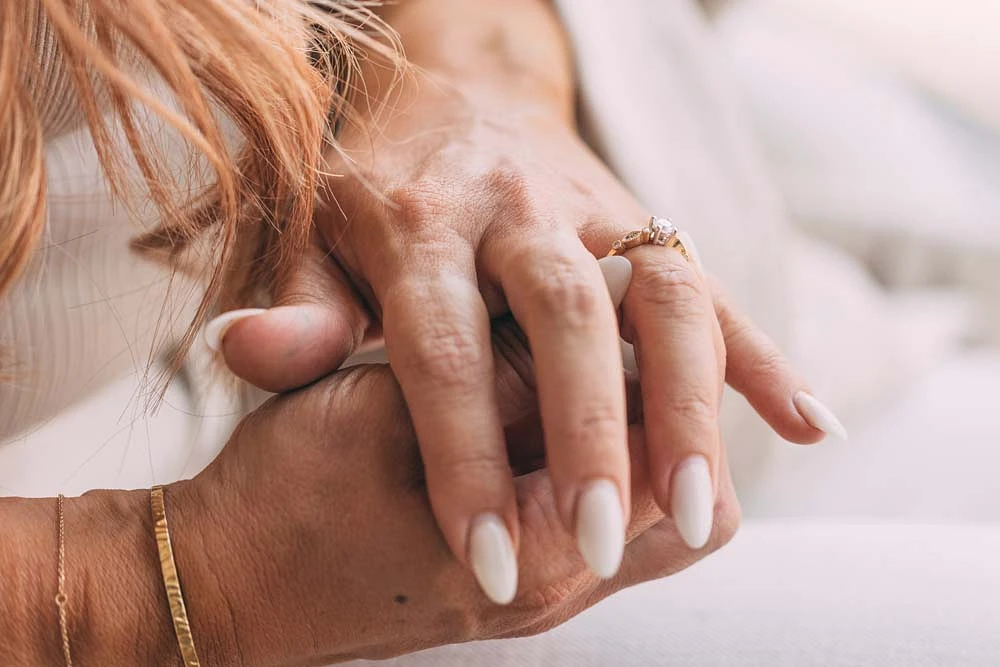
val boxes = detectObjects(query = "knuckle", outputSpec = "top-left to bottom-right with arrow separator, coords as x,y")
522,255 -> 603,326
479,160 -> 558,235
668,390 -> 718,428
518,578 -> 584,620
429,447 -> 511,487
400,315 -> 485,390
316,365 -> 402,438
386,185 -> 453,235
630,260 -> 705,313
484,159 -> 533,204
745,345 -> 789,382
561,407 -> 624,453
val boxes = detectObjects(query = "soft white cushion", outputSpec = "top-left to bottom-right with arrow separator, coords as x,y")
780,236 -> 971,428
368,522 -> 1000,666
748,350 -> 1000,522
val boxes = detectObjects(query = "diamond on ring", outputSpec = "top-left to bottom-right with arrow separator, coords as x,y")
648,218 -> 678,246
605,216 -> 690,262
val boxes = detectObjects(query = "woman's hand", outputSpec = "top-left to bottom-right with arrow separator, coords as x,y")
207,0 -> 842,603
0,320 -> 739,665
180,335 -> 741,666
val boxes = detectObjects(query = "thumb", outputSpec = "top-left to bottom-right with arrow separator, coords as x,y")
205,244 -> 370,393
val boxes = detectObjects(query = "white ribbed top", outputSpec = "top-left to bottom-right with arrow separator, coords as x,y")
1,8 -> 189,442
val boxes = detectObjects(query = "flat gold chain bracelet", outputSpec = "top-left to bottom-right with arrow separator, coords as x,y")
151,486 -> 202,667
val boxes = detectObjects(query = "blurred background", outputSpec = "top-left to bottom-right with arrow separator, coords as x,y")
716,0 -> 1000,520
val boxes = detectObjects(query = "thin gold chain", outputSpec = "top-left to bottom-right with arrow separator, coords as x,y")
55,494 -> 73,667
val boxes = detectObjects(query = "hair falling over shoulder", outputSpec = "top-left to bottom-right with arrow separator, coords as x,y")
0,0 -> 399,379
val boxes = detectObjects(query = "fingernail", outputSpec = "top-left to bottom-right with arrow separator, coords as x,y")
676,230 -> 704,272
203,309 -> 268,352
620,340 -> 638,374
671,455 -> 714,550
794,391 -> 849,440
598,255 -> 633,308
468,513 -> 518,605
575,479 -> 625,579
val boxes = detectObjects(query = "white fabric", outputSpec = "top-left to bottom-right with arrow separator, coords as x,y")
750,350 -> 1000,522
762,0 -> 1000,135
781,236 -> 971,426
0,129 -> 189,443
373,522 -> 1000,667
718,2 -> 1000,346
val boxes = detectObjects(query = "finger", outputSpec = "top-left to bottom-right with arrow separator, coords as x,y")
375,244 -> 519,606
494,421 -> 723,640
488,233 -> 630,580
619,242 -> 724,551
585,220 -> 846,443
710,277 -> 847,442
499,423 -> 651,629
206,243 -> 369,392
613,433 -> 741,589
492,255 -> 633,426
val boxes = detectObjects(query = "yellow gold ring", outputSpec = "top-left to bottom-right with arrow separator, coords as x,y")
606,217 -> 690,262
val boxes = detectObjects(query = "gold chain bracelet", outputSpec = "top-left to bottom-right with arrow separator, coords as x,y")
55,494 -> 73,667
151,486 -> 202,667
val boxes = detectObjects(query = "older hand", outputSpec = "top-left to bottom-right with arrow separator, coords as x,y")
209,74 -> 834,603
207,0 -> 840,605
184,318 -> 740,665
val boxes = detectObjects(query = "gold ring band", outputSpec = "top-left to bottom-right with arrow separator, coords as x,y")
606,217 -> 690,262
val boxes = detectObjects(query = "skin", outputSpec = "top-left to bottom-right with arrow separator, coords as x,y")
0,1 -> 822,662
221,0 -> 824,580
0,317 -> 740,665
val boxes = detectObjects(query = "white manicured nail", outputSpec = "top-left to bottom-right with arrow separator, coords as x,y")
468,514 -> 518,605
671,455 -> 714,550
598,255 -> 633,308
620,340 -> 638,374
794,391 -> 848,440
575,479 -> 625,579
676,230 -> 704,272
203,309 -> 268,352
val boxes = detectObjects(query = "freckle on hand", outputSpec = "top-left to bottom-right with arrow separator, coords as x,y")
393,594 -> 408,604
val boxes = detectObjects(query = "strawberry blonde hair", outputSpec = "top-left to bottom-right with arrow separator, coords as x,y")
0,0 -> 397,376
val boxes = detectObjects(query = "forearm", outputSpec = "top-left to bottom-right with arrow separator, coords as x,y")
375,0 -> 575,120
0,483 -> 239,665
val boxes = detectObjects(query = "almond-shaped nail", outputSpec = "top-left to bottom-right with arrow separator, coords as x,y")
203,308 -> 268,352
468,513 -> 518,605
598,255 -> 633,308
671,455 -> 714,550
575,479 -> 625,579
794,391 -> 848,440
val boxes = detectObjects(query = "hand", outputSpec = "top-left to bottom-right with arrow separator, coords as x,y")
182,321 -> 741,666
208,80 -> 838,602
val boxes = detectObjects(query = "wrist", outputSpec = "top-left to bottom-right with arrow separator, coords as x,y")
371,0 -> 575,126
68,489 -> 179,664
0,483 -> 254,666
0,490 -> 179,665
